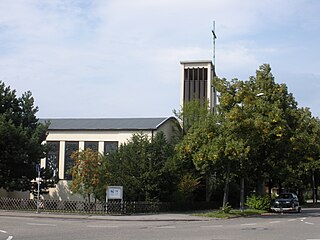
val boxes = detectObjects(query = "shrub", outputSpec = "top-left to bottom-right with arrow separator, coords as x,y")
177,173 -> 201,202
245,195 -> 271,210
218,202 -> 232,213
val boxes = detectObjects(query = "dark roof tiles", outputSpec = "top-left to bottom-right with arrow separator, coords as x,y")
39,117 -> 174,131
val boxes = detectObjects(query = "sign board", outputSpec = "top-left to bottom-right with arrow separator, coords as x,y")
106,186 -> 123,201
35,177 -> 42,183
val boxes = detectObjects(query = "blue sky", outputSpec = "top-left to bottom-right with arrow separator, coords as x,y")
0,0 -> 319,118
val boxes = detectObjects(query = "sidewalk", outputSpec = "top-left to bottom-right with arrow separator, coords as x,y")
0,210 -> 213,222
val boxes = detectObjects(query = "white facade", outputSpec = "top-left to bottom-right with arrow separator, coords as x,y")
0,117 -> 180,201
41,117 -> 179,201
43,129 -> 156,180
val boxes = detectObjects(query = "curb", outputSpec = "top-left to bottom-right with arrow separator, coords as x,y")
0,210 -> 212,222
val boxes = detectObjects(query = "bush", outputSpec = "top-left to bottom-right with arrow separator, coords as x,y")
177,173 -> 201,202
218,202 -> 232,213
245,195 -> 271,210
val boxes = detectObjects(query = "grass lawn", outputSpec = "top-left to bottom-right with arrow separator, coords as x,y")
194,209 -> 268,219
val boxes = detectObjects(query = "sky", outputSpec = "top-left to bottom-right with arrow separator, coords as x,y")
0,0 -> 319,118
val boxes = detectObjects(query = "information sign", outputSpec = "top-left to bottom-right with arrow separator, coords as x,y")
106,186 -> 123,200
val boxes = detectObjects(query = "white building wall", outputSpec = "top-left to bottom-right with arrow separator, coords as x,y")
45,130 -> 152,143
4,118 -> 180,201
43,180 -> 83,201
43,129 -> 154,201
44,129 -> 153,179
59,141 -> 65,180
157,118 -> 180,141
98,141 -> 104,153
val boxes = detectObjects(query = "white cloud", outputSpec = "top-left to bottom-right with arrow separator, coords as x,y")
0,0 -> 319,117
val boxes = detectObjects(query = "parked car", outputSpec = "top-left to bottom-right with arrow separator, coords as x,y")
271,193 -> 301,213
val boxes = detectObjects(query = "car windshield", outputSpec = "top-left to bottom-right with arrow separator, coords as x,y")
279,194 -> 293,199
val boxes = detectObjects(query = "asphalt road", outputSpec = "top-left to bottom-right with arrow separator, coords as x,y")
1,209 -> 320,240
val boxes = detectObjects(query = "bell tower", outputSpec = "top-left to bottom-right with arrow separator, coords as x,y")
180,60 -> 216,113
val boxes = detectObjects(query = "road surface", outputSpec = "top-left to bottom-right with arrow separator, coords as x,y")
1,208 -> 320,240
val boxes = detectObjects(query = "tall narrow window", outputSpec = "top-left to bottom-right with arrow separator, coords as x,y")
189,68 -> 194,80
199,68 -> 204,80
64,141 -> 79,180
194,68 -> 198,81
104,141 -> 118,155
84,141 -> 98,152
204,68 -> 208,80
46,141 -> 60,180
184,69 -> 189,80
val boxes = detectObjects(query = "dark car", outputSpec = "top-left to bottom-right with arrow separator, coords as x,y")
271,193 -> 301,213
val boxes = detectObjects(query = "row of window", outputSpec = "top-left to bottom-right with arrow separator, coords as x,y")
183,68 -> 209,104
184,67 -> 208,81
46,141 -> 118,180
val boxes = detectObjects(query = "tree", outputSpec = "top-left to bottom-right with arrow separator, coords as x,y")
105,132 -> 177,201
146,132 -> 177,201
176,64 -> 320,208
69,148 -> 106,202
174,99 -> 219,202
0,81 -> 48,191
289,108 -> 320,202
174,99 -> 210,134
105,133 -> 149,201
177,173 -> 201,202
248,65 -> 299,192
176,78 -> 255,206
213,65 -> 305,205
215,64 -> 320,202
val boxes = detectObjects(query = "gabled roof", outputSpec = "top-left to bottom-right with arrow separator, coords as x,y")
39,117 -> 176,131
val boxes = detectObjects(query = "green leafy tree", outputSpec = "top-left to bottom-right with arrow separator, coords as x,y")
0,81 -> 48,191
213,77 -> 253,207
176,78 -> 256,206
175,112 -> 223,202
105,132 -> 177,201
174,99 -> 219,202
248,65 -> 299,192
176,64 -> 320,208
70,148 -> 106,202
215,64 -> 320,202
178,173 -> 201,202
289,108 -> 320,201
146,132 -> 177,201
174,99 -> 210,134
213,65 -> 303,204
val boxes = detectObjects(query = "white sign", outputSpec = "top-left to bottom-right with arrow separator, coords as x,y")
35,177 -> 42,183
106,186 -> 123,200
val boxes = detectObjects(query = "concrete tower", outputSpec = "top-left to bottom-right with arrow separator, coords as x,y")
180,60 -> 216,112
